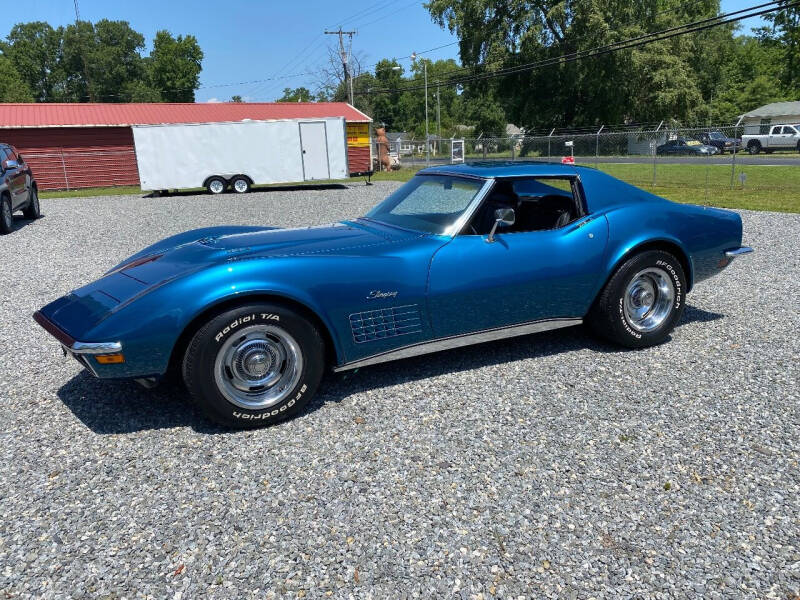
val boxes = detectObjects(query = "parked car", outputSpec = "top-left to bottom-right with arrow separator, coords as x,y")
656,138 -> 720,156
741,124 -> 800,154
699,130 -> 742,154
33,163 -> 752,428
0,143 -> 40,234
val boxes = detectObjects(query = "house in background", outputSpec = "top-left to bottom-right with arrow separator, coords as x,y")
386,132 -> 426,155
740,101 -> 800,135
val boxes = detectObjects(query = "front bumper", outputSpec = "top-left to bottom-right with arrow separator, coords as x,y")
33,310 -> 122,376
725,246 -> 754,258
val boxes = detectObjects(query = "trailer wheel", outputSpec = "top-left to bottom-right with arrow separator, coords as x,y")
206,177 -> 226,195
231,176 -> 251,194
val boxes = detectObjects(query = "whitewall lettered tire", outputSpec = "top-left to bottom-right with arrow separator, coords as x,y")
587,250 -> 686,348
182,303 -> 324,427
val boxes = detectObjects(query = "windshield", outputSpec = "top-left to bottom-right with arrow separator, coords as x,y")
709,132 -> 725,140
365,174 -> 485,234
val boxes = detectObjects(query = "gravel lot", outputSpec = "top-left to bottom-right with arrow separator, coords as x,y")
1,182 -> 798,599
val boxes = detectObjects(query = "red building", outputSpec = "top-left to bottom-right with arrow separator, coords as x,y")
0,103 -> 372,190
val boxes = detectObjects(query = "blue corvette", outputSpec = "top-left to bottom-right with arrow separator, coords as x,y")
34,163 -> 752,427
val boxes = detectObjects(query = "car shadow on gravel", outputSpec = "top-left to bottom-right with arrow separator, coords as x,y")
56,304 -> 723,434
7,214 -> 42,233
312,304 -> 724,411
56,374 -> 228,435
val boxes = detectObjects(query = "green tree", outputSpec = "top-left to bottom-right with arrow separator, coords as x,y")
0,54 -> 34,101
149,30 -> 203,102
426,0 -> 740,127
762,4 -> 800,94
60,20 -> 149,102
277,86 -> 313,102
707,34 -> 788,122
230,94 -> 243,102
1,21 -> 63,102
369,60 -> 405,129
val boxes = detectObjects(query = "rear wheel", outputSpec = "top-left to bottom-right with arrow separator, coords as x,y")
22,187 -> 40,219
587,250 -> 686,348
747,141 -> 761,155
0,195 -> 12,234
182,302 -> 325,428
230,176 -> 251,194
206,177 -> 226,195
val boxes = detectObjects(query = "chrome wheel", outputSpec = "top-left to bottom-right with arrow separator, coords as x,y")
233,178 -> 249,193
208,179 -> 225,194
623,267 -> 675,333
213,324 -> 303,410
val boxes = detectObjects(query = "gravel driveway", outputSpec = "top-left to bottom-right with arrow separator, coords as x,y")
1,182 -> 798,599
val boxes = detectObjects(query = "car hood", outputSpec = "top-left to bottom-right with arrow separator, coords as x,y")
114,220 -> 419,284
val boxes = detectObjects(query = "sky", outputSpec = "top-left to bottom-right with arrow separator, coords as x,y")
6,0 -> 769,104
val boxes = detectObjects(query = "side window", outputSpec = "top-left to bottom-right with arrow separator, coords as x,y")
771,126 -> 782,135
785,126 -> 797,135
465,177 -> 582,236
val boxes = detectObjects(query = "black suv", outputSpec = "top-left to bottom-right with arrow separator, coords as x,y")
1,143 -> 40,234
699,131 -> 742,154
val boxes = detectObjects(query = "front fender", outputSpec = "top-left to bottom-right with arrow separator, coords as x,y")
85,257 -> 344,378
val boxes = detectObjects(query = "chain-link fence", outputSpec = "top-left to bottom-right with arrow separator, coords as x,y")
375,124 -> 800,209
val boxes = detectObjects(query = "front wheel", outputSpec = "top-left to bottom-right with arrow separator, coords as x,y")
23,187 -> 40,219
182,303 -> 325,428
587,250 -> 686,348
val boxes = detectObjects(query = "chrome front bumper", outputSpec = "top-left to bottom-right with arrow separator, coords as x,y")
32,311 -> 123,377
33,311 -> 122,355
725,246 -> 753,258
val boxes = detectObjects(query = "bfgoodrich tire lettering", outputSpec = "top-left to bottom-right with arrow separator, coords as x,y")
588,250 -> 686,348
182,303 -> 324,428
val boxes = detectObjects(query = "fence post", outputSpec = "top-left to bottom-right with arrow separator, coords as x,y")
511,136 -> 515,161
652,121 -> 663,186
730,116 -> 743,189
595,125 -> 604,169
60,147 -> 70,191
548,128 -> 555,160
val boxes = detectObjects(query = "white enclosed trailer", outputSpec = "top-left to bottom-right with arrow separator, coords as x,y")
132,117 -> 349,193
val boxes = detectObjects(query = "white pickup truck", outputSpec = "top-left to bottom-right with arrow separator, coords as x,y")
742,124 -> 800,154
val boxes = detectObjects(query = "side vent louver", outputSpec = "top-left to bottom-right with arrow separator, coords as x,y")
349,304 -> 422,343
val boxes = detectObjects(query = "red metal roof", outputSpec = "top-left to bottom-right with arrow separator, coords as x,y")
0,102 -> 372,128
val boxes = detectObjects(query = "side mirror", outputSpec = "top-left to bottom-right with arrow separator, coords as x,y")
1,159 -> 18,172
487,207 -> 515,243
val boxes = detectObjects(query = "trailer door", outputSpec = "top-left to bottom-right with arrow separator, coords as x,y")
299,122 -> 331,181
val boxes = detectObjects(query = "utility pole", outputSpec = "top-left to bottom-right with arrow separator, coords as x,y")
411,53 -> 429,166
436,83 -> 441,144
324,28 -> 357,105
